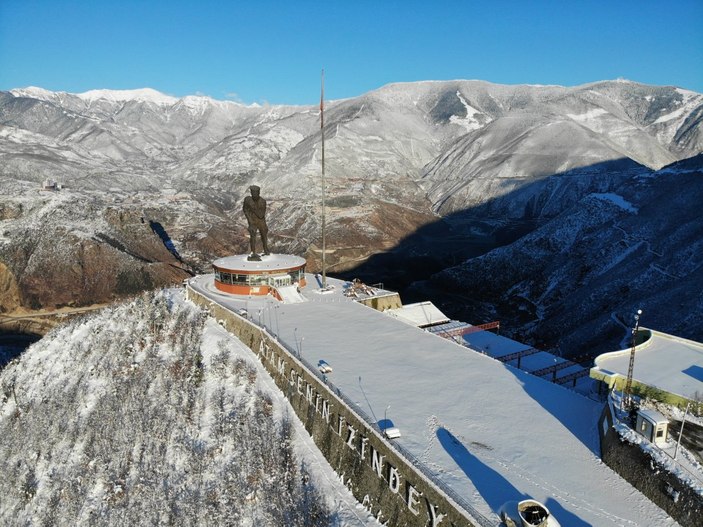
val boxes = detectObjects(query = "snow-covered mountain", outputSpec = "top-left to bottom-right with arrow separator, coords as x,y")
1,80 -> 702,354
2,80 -> 700,206
0,290 -> 377,526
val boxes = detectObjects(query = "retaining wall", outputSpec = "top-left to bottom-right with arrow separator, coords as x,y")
599,404 -> 703,527
187,286 -> 491,527
356,292 -> 402,311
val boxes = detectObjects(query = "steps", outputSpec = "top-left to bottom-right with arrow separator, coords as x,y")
275,285 -> 307,304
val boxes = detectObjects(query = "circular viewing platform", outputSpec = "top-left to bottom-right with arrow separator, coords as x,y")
212,254 -> 307,297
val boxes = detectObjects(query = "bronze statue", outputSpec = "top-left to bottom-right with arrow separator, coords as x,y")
243,185 -> 269,260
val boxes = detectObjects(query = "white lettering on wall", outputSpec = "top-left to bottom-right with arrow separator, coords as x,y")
345,425 -> 357,449
315,394 -> 322,414
336,415 -> 345,436
406,484 -> 421,515
372,448 -> 384,478
388,465 -> 401,494
248,329 -> 450,525
428,501 -> 446,526
360,436 -> 369,460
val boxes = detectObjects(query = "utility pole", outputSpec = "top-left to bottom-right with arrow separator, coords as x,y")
320,69 -> 327,289
623,309 -> 642,411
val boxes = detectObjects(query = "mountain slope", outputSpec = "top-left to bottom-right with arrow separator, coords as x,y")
429,156 -> 703,357
0,290 -> 376,526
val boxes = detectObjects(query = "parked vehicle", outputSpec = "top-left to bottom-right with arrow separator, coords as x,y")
499,499 -> 560,527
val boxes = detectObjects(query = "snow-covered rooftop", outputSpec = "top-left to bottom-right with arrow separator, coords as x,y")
592,328 -> 703,400
212,253 -> 306,272
385,301 -> 450,327
188,273 -> 680,526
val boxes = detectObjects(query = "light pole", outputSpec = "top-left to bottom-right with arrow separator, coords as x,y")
623,309 -> 643,411
552,358 -> 557,383
384,405 -> 391,429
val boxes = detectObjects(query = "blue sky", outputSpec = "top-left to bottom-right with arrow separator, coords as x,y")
1,0 -> 701,105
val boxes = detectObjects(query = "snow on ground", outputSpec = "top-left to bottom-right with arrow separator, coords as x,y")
191,274 -> 681,527
566,108 -> 609,122
589,192 -> 638,213
76,88 -> 178,105
449,91 -> 489,133
609,393 -> 703,496
201,320 -> 381,527
0,290 -> 380,526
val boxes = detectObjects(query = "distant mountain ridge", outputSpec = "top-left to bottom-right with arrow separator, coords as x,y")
2,80 -> 700,214
1,80 -> 701,354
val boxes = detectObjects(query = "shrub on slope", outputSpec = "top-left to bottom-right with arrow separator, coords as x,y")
0,291 -> 330,526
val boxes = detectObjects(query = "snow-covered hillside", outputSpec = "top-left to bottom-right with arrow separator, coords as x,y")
0,290 -> 378,526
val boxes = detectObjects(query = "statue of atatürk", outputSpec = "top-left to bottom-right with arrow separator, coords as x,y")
243,185 -> 269,260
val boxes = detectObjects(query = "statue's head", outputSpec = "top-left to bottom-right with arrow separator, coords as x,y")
249,185 -> 260,199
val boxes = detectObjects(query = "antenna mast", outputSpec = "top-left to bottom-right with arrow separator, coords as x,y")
623,309 -> 642,410
320,69 -> 327,288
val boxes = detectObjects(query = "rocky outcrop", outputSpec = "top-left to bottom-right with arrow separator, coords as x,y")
0,196 -> 191,311
0,262 -> 21,313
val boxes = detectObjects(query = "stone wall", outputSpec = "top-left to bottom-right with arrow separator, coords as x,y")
356,292 -> 403,311
0,317 -> 56,337
187,286 -> 489,527
599,404 -> 703,527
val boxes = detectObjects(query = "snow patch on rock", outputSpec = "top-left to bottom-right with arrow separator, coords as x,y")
589,192 -> 638,213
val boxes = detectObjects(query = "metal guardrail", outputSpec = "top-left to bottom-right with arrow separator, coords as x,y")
608,399 -> 703,489
496,347 -> 540,364
556,369 -> 590,385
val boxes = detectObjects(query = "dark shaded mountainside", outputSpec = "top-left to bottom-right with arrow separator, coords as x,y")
0,80 -> 702,358
342,155 -> 703,359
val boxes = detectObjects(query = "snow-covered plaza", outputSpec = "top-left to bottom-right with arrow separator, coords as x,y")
189,273 -> 681,526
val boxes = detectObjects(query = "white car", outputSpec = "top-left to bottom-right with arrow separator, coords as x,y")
499,499 -> 561,527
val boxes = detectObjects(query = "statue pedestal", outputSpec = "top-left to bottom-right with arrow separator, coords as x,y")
212,253 -> 307,297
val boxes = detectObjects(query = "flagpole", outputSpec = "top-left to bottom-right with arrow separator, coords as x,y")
320,69 -> 327,289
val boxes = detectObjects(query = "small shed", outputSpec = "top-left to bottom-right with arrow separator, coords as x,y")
635,408 -> 668,446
